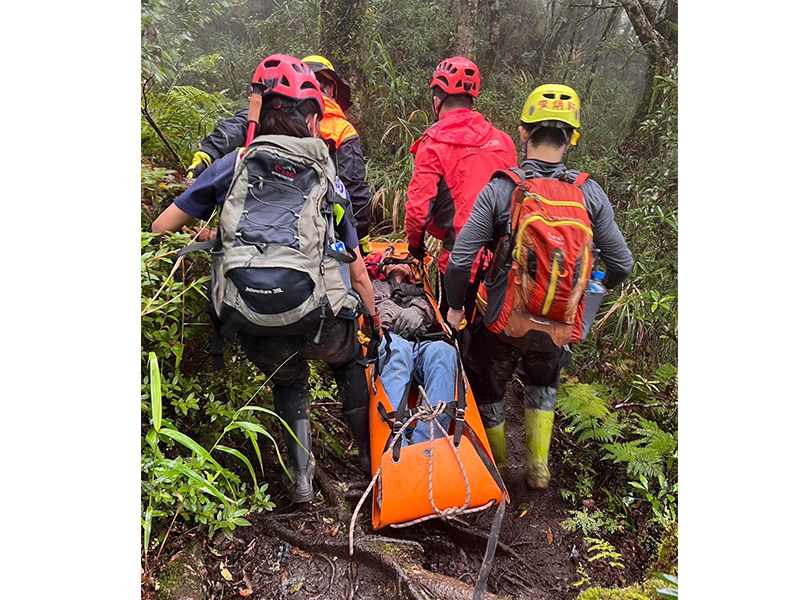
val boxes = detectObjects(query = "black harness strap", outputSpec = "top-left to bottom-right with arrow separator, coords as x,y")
472,496 -> 507,600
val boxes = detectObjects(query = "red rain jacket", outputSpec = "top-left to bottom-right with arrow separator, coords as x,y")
405,109 -> 517,278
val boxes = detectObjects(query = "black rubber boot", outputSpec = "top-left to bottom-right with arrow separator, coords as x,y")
333,361 -> 371,475
342,405 -> 371,474
273,383 -> 315,504
282,418 -> 316,503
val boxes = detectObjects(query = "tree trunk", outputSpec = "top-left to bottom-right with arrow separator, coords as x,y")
485,0 -> 501,70
584,6 -> 622,101
618,0 -> 677,146
320,0 -> 367,106
457,0 -> 478,60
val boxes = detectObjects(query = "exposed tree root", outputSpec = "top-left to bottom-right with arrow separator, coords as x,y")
263,519 -> 507,600
258,463 -> 509,600
155,537 -> 208,600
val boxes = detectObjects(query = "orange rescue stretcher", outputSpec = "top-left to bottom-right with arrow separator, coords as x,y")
359,241 -> 509,531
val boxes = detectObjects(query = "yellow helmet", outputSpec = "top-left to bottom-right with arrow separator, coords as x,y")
301,54 -> 335,72
301,54 -> 352,111
520,84 -> 581,145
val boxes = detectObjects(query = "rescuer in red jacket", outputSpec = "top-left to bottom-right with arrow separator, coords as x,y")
404,57 -> 518,317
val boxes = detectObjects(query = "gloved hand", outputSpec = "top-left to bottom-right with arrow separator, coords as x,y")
394,307 -> 425,338
361,311 -> 382,340
408,244 -> 427,262
186,151 -> 212,179
446,307 -> 465,332
359,234 -> 371,255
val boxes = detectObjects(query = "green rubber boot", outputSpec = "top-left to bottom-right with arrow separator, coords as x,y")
484,422 -> 508,476
524,409 -> 554,490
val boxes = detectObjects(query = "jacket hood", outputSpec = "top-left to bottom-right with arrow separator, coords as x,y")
411,109 -> 495,153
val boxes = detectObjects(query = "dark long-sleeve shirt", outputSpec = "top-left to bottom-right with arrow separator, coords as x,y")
198,97 -> 372,239
445,158 -> 633,311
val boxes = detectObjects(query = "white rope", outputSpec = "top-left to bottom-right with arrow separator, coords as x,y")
348,385 -> 495,554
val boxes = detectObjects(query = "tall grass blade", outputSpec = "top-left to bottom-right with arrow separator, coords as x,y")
231,420 -> 292,478
148,352 -> 162,432
160,428 -> 223,471
143,504 -> 153,558
246,430 -> 264,476
216,445 -> 258,487
164,459 -> 231,505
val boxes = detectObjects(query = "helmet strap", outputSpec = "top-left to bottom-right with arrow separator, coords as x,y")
431,96 -> 441,121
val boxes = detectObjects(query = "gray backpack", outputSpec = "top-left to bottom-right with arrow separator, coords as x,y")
182,134 -> 361,366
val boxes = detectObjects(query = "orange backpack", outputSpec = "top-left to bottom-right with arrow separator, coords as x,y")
476,168 -> 594,346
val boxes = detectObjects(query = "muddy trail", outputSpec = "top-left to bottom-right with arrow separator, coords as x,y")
142,380 -> 653,600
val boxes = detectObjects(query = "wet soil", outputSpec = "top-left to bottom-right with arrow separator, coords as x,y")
142,381 -> 653,600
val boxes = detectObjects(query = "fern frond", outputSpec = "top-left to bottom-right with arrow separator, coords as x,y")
585,537 -> 625,569
558,382 -> 621,444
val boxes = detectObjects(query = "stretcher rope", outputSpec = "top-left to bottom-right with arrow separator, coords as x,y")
348,386 -> 495,555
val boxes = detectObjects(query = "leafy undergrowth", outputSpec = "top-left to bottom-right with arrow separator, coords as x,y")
141,370 -> 676,600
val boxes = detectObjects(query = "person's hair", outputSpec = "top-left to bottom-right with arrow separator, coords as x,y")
316,72 -> 336,96
432,86 -> 474,110
256,99 -> 316,137
521,122 -> 572,150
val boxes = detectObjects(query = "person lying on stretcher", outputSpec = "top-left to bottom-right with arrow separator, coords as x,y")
369,261 -> 458,446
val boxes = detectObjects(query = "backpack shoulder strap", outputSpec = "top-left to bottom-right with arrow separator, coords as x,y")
491,167 -> 527,186
573,172 -> 590,186
562,169 -> 590,187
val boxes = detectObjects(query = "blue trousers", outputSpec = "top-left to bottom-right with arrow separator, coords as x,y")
377,335 -> 457,446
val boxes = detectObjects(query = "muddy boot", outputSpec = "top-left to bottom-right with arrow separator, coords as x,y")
342,405 -> 371,475
477,401 -> 508,476
484,422 -> 508,477
282,418 -> 316,503
524,409 -> 554,490
274,383 -> 315,503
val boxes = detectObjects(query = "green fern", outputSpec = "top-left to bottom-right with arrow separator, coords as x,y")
141,84 -> 229,164
603,415 -> 677,478
561,509 -> 602,536
558,382 -> 622,443
585,537 -> 625,569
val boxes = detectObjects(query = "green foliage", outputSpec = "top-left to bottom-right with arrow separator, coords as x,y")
139,1 -> 679,577
653,574 -> 678,599
560,508 -> 622,537
573,67 -> 679,373
142,353 -> 276,549
558,380 -> 621,444
141,81 -> 230,166
625,474 -> 678,530
651,521 -> 678,575
141,0 -> 231,84
576,579 -> 660,600
141,231 -> 300,546
559,450 -> 597,505
141,163 -> 188,225
586,537 -> 625,569
604,416 -> 677,480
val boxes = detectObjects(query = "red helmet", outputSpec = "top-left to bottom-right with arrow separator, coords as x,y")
250,54 -> 324,119
430,57 -> 480,98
